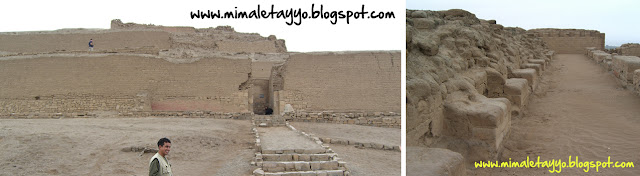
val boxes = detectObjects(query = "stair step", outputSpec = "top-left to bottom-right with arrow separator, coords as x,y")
261,153 -> 336,161
259,161 -> 345,172
253,168 -> 349,176
262,149 -> 328,154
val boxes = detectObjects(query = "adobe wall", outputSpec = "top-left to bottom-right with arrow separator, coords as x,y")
528,28 -> 605,54
272,51 -> 400,113
0,31 -> 170,54
0,55 -> 251,114
112,19 -> 287,54
407,9 -> 553,163
619,43 -> 640,57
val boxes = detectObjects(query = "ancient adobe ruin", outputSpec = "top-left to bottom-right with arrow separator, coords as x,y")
406,9 -> 554,175
0,20 -> 400,127
585,47 -> 640,95
408,8 -> 640,175
611,43 -> 640,57
0,20 -> 400,176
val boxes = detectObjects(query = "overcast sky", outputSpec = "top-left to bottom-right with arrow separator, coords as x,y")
0,0 -> 403,52
407,0 -> 640,46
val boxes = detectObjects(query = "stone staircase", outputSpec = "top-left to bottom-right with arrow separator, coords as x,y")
251,116 -> 350,176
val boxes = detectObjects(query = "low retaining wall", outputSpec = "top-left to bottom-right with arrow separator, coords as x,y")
0,111 -> 254,119
586,48 -> 640,95
283,111 -> 400,128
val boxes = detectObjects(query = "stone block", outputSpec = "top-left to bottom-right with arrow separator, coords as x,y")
282,172 -> 299,176
263,162 -> 285,172
316,171 -> 328,176
635,70 -> 640,92
300,172 -> 316,176
485,68 -> 506,98
298,155 -> 311,161
504,78 -> 530,107
320,161 -> 339,170
593,52 -> 611,63
464,68 -> 488,95
511,69 -> 538,91
326,170 -> 344,176
253,168 -> 265,176
528,59 -> 547,70
310,162 -> 321,170
613,56 -> 640,82
443,92 -> 511,161
522,63 -> 542,75
371,143 -> 384,150
311,154 -> 330,161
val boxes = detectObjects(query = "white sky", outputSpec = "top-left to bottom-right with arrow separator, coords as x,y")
0,0 -> 404,52
407,0 -> 640,46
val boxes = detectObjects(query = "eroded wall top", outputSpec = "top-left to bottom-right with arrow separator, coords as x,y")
528,28 -> 605,54
618,43 -> 640,57
0,20 -> 287,56
111,19 -> 287,54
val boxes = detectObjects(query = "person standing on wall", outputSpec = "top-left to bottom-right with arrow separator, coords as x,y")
149,138 -> 173,176
88,39 -> 94,51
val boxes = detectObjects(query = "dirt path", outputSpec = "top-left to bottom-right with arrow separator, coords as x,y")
258,126 -> 323,150
477,54 -> 640,175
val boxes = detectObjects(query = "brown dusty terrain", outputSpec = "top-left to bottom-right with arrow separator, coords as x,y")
290,122 -> 401,175
0,118 -> 399,175
476,54 -> 640,175
0,118 -> 255,176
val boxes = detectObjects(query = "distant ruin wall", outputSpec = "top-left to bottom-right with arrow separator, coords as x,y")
529,29 -> 604,54
0,55 -> 251,113
111,19 -> 196,33
111,19 -> 287,54
619,43 -> 640,57
273,51 -> 401,113
0,31 -> 170,53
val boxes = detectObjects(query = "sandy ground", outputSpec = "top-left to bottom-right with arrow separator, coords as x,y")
476,54 -> 640,175
290,122 -> 400,147
290,122 -> 401,175
0,118 -> 255,176
0,118 -> 400,176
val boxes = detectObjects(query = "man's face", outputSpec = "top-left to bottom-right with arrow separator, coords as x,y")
159,142 -> 171,156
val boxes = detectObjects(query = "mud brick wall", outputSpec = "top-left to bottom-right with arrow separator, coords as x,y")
0,55 -> 251,114
110,19 -> 196,33
529,29 -> 605,54
0,31 -> 170,54
586,49 -> 640,99
284,111 -> 400,128
274,51 -> 400,113
0,94 -> 143,114
216,40 -> 284,54
619,43 -> 640,57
